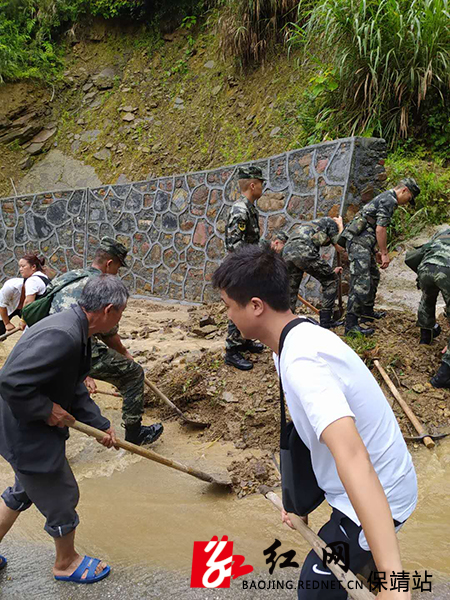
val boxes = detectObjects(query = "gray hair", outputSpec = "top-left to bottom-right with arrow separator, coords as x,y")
78,274 -> 129,313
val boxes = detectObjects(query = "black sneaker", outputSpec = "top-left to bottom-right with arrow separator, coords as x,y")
431,362 -> 450,389
419,328 -> 433,345
125,422 -> 164,445
360,307 -> 387,323
240,340 -> 264,353
345,313 -> 374,337
319,309 -> 344,329
224,350 -> 253,371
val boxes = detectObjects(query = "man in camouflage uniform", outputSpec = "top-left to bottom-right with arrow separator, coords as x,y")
224,166 -> 265,370
48,237 -> 163,446
415,228 -> 450,388
341,178 -> 420,336
280,217 -> 344,328
259,231 -> 289,253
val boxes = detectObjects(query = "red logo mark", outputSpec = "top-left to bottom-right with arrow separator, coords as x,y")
190,535 -> 254,588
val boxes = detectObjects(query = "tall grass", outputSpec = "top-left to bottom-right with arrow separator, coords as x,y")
217,0 -> 298,66
295,0 -> 450,143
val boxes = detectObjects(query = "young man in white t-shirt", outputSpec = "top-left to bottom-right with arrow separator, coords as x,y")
212,245 -> 417,600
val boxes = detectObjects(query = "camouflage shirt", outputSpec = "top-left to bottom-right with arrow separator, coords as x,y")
49,266 -> 118,357
345,189 -> 398,248
289,217 -> 340,249
420,228 -> 450,270
225,197 -> 260,252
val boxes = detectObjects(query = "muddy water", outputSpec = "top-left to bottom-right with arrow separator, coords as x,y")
0,325 -> 449,598
0,416 -> 449,598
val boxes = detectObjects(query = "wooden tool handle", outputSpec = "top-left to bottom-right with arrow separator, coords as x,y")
144,375 -> 186,420
263,489 -> 375,600
0,327 -> 20,342
374,360 -> 435,449
69,420 -> 219,484
336,252 -> 344,310
297,293 -> 320,315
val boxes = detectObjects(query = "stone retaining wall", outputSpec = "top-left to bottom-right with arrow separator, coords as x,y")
0,136 -> 386,303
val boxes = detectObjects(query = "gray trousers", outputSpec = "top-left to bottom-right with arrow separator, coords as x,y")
1,459 -> 80,538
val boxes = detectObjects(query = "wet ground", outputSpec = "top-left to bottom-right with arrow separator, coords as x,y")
0,295 -> 449,598
0,423 -> 449,598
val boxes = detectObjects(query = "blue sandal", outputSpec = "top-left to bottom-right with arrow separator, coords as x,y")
54,555 -> 110,584
0,555 -> 7,571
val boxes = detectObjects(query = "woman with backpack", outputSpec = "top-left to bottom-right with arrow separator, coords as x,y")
18,254 -> 51,329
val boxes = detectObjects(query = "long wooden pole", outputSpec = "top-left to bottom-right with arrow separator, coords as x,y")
297,293 -> 320,315
374,360 -> 435,449
336,252 -> 344,315
0,327 -> 20,342
261,487 -> 375,600
69,420 -> 231,487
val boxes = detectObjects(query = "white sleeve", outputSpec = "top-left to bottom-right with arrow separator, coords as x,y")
284,354 -> 355,441
0,282 -> 13,308
24,276 -> 46,297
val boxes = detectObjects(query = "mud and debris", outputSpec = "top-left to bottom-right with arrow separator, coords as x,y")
112,297 -> 450,498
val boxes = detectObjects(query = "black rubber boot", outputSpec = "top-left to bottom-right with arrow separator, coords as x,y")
224,349 -> 253,371
431,361 -> 450,389
125,422 -> 164,445
345,313 -> 374,337
319,309 -> 344,329
419,328 -> 433,345
240,340 -> 264,354
360,306 -> 387,323
433,323 -> 442,339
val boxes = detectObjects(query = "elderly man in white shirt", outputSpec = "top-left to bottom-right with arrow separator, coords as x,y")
0,278 -> 24,336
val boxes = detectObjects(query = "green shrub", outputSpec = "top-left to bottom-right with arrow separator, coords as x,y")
217,0 -> 299,66
290,0 -> 450,145
385,152 -> 450,247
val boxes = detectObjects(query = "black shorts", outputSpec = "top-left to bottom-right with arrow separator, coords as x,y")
298,508 -> 403,600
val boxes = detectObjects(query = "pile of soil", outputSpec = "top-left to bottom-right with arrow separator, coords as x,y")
119,299 -> 450,497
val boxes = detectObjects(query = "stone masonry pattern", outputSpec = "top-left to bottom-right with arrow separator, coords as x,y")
0,137 -> 386,303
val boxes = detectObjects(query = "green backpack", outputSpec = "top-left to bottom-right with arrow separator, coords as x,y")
405,229 -> 450,273
21,273 -> 90,327
404,243 -> 431,273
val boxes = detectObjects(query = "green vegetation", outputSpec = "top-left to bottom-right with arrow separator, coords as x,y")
0,0 -> 202,82
386,151 -> 450,248
288,0 -> 450,147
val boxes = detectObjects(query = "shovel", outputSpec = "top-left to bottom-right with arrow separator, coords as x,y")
296,292 -> 342,322
144,375 -> 210,429
0,327 -> 20,342
374,360 -> 435,449
260,486 -> 375,600
69,420 -> 231,488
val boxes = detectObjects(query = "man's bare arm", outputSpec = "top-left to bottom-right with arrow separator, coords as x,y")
376,225 -> 390,268
321,417 -> 405,576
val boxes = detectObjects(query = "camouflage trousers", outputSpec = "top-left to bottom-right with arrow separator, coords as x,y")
347,241 -> 380,317
226,320 -> 248,350
283,249 -> 338,313
417,263 -> 450,366
90,344 -> 144,426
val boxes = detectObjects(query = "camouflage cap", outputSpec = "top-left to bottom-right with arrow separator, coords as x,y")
400,177 -> 420,199
237,165 -> 266,181
99,236 -> 129,268
273,230 -> 289,243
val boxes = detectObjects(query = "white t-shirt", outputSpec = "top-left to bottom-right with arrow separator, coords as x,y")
24,271 -> 48,298
274,320 -> 417,530
0,278 -> 24,319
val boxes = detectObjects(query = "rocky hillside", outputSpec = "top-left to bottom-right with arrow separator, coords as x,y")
0,16 -> 310,198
